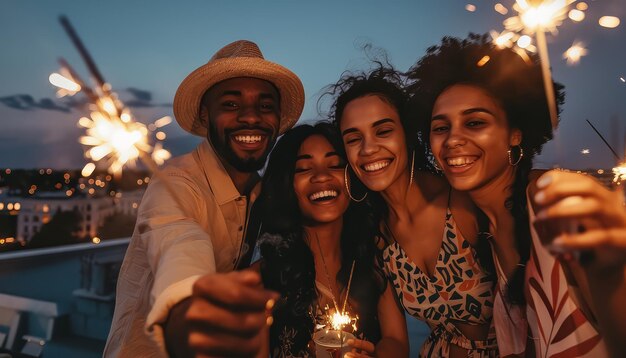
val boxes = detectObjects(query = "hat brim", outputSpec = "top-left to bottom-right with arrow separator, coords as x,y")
173,57 -> 305,137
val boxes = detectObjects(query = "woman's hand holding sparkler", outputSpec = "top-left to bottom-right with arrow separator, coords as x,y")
531,169 -> 626,356
532,170 -> 626,270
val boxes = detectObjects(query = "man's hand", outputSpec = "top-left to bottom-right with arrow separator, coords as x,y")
166,270 -> 279,357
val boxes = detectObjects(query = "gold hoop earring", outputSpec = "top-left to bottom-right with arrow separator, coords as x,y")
344,165 -> 367,202
409,150 -> 415,187
508,145 -> 524,166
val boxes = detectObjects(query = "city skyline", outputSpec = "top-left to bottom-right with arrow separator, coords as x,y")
1,0 -> 624,170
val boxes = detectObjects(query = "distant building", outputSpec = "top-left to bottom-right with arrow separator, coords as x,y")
0,189 -> 144,245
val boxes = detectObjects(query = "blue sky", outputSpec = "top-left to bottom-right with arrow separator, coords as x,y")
1,0 -> 624,169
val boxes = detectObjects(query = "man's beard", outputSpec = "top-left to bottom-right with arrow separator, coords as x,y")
209,123 -> 274,172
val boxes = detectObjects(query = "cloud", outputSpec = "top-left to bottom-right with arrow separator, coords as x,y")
0,94 -> 70,112
0,88 -> 171,113
126,87 -> 152,102
123,88 -> 171,108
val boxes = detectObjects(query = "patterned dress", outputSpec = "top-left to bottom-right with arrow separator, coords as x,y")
525,201 -> 608,357
384,209 -> 497,357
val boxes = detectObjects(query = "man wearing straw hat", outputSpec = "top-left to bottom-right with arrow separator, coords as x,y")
104,40 -> 304,357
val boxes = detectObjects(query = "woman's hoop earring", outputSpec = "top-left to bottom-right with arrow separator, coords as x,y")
508,145 -> 524,166
409,150 -> 416,187
344,165 -> 367,202
432,160 -> 442,172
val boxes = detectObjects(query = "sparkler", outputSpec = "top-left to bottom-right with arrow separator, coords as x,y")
503,0 -> 574,128
323,260 -> 358,332
49,16 -> 171,177
613,163 -> 626,184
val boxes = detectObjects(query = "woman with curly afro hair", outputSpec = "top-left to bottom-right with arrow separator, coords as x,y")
408,33 -> 611,357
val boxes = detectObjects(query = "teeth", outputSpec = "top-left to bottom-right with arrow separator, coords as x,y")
309,190 -> 338,201
363,160 -> 390,172
446,157 -> 476,166
234,135 -> 262,144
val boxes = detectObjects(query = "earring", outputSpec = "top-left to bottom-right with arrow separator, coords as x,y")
409,150 -> 415,187
508,145 -> 524,166
344,165 -> 367,202
432,160 -> 442,172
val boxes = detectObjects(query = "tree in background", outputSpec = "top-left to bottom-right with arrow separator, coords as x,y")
97,211 -> 136,240
28,208 -> 83,248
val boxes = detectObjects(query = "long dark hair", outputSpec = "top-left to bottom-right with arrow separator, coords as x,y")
258,122 -> 386,347
406,34 -> 565,304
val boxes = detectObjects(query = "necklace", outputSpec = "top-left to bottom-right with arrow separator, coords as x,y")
314,233 -> 356,314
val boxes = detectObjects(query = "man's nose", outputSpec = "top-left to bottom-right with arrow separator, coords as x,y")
238,105 -> 262,126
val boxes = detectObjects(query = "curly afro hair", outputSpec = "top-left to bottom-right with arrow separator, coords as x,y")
407,33 -> 564,160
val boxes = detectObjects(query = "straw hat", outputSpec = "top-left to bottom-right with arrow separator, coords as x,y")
173,40 -> 305,137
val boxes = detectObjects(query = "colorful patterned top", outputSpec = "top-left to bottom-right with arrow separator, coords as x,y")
383,209 -> 497,357
525,201 -> 608,357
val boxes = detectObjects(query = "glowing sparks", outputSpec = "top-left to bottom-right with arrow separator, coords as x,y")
599,16 -> 620,29
81,162 -> 96,177
517,35 -> 533,49
465,4 -> 476,12
505,0 -> 572,34
581,148 -> 590,154
490,30 -> 515,48
79,108 -> 151,174
477,55 -> 491,67
620,77 -> 626,83
154,116 -> 172,128
568,9 -> 585,22
563,42 -> 587,64
92,237 -> 101,244
49,72 -> 81,97
151,143 -> 172,166
495,3 -> 508,15
330,311 -> 352,330
613,162 -> 626,184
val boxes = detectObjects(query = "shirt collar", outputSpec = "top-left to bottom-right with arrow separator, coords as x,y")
195,140 -> 261,205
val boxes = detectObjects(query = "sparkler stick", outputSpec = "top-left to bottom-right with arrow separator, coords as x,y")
535,29 -> 559,128
60,17 -> 107,92
57,58 -> 100,104
585,119 -> 621,161
341,260 -> 356,314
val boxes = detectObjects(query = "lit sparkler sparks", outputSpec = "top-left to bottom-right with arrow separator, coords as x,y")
568,9 -> 585,22
323,260 -> 358,333
49,70 -> 81,97
599,16 -> 620,29
49,16 -> 172,177
504,0 -> 572,35
490,30 -> 516,48
49,64 -> 171,176
501,0 -> 576,128
495,3 -> 509,15
563,41 -> 587,64
613,162 -> 626,184
78,107 -> 152,174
